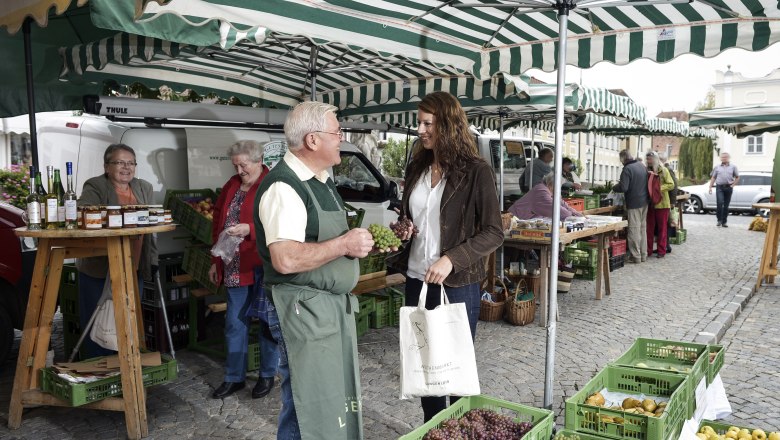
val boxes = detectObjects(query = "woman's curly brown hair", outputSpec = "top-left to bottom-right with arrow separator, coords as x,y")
404,92 -> 482,197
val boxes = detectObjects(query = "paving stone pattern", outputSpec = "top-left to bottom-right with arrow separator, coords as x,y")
0,213 -> 773,439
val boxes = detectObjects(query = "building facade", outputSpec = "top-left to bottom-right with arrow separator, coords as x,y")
712,67 -> 780,172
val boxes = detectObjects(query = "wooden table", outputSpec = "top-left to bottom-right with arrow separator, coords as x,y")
8,224 -> 175,440
753,203 -> 780,290
503,221 -> 628,327
583,205 -> 621,216
676,193 -> 689,230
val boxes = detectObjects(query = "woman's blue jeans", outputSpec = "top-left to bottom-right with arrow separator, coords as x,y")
403,278 -> 481,422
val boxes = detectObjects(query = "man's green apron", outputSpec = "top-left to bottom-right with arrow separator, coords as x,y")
271,182 -> 362,440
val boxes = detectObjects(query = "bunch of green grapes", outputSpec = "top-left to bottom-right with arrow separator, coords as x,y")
368,224 -> 402,253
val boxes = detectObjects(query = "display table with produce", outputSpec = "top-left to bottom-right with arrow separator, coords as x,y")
752,202 -> 780,290
503,220 -> 627,326
677,193 -> 689,230
8,224 -> 175,440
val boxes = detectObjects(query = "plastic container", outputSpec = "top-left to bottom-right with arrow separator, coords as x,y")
182,245 -> 226,296
669,228 -> 687,245
609,238 -> 627,257
164,189 -> 217,244
565,241 -> 599,267
359,253 -> 387,275
564,197 -> 586,212
344,202 -> 365,229
400,395 -> 554,440
564,365 -> 689,440
697,420 -> 777,437
555,429 -> 613,440
369,297 -> 390,329
707,345 -> 725,385
39,354 -> 178,406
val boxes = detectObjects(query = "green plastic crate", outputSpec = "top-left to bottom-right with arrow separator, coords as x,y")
400,395 -> 554,440
609,338 -> 708,418
367,288 -> 404,326
164,189 -> 217,245
40,354 -> 178,407
59,264 -> 79,317
583,194 -> 601,211
566,242 -> 599,267
697,420 -> 777,436
359,253 -> 387,275
247,342 -> 261,372
574,265 -> 597,281
344,203 -> 365,229
565,365 -> 690,440
707,345 -> 725,385
358,295 -> 376,316
369,297 -> 390,329
355,312 -> 369,337
556,429 -> 613,439
182,245 -> 226,296
669,228 -> 687,245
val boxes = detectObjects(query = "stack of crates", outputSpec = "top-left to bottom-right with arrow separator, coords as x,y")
564,241 -> 598,280
368,288 -> 405,328
609,238 -> 627,272
355,296 -> 375,337
141,253 -> 190,353
60,265 -> 85,360
669,228 -> 687,245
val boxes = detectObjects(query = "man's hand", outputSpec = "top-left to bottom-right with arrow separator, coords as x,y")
342,228 -> 374,258
425,256 -> 453,285
389,220 -> 415,241
708,187 -> 713,194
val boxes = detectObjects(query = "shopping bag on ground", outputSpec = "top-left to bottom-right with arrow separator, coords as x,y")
89,278 -> 118,351
399,283 -> 480,399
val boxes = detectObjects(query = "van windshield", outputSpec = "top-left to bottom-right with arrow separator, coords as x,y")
333,153 -> 384,202
489,140 -> 527,172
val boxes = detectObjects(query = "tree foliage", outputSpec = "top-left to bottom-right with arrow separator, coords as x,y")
381,137 -> 414,178
678,138 -> 714,182
695,88 -> 716,111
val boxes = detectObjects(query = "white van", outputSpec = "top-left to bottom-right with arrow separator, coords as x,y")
473,134 -> 555,202
36,99 -> 398,253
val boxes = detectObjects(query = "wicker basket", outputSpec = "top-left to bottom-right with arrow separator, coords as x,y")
479,276 -> 508,322
505,279 -> 535,326
557,267 -> 575,293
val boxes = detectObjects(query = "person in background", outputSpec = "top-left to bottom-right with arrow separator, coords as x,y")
521,147 -> 553,192
209,140 -> 279,400
255,101 -> 374,439
562,157 -> 582,191
645,151 -> 675,258
658,152 -> 678,254
709,152 -> 740,228
613,150 -> 649,264
77,143 -> 157,358
508,172 -> 584,220
388,91 -> 504,422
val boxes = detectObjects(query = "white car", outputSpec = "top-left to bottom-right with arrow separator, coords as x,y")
680,171 -> 771,215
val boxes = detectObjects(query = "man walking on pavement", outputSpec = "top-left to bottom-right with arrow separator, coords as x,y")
709,152 -> 740,228
254,101 -> 375,439
613,149 -> 650,263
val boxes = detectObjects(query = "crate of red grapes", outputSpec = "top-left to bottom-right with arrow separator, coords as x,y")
399,395 -> 553,440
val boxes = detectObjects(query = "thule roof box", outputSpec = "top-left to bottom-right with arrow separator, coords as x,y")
83,95 -> 393,132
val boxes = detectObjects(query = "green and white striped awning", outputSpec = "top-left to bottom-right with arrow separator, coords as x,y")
570,113 -> 716,137
689,104 -> 780,137
125,0 -> 780,80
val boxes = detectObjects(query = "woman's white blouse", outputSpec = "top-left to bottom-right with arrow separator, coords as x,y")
406,167 -> 446,281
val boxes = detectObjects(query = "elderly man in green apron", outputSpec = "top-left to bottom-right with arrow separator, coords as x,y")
255,101 -> 375,440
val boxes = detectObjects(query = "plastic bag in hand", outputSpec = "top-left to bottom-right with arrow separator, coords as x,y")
211,229 -> 243,265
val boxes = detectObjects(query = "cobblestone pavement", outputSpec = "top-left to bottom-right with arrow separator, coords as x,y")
0,213 -> 771,439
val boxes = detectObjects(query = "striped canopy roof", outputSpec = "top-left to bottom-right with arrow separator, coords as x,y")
569,113 -> 716,137
126,0 -> 780,80
689,104 -> 780,137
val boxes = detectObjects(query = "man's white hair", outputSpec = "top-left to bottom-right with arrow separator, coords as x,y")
284,101 -> 338,151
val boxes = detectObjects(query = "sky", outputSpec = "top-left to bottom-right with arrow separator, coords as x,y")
526,44 -> 780,116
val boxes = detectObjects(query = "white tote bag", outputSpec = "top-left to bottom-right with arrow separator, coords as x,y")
399,283 -> 480,399
89,277 -> 119,351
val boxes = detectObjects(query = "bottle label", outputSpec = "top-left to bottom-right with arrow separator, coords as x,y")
27,202 -> 41,223
57,206 -> 65,222
46,199 -> 58,222
65,200 -> 77,221
108,214 -> 123,228
123,211 -> 138,225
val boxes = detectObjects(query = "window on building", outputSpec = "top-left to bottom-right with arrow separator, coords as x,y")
746,135 -> 764,154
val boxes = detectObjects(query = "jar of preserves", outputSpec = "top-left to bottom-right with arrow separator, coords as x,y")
99,205 -> 108,228
122,205 -> 138,228
164,209 -> 173,224
84,206 -> 102,230
107,206 -> 123,229
148,204 -> 162,225
136,205 -> 149,227
77,206 -> 84,229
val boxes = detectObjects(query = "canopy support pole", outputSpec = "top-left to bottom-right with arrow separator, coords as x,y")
498,110 -> 506,274
23,18 -> 39,171
529,120 -> 536,189
309,46 -> 319,101
543,3 -> 571,411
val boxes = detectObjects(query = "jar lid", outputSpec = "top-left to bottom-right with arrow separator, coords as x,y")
122,205 -> 136,210
106,205 -> 121,210
149,204 -> 163,208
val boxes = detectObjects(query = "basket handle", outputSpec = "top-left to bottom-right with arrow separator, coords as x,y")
513,278 -> 528,300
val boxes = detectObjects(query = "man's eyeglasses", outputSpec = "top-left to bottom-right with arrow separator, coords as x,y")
313,129 -> 344,140
107,160 -> 137,168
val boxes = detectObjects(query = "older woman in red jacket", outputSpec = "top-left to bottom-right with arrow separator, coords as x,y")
208,140 -> 279,399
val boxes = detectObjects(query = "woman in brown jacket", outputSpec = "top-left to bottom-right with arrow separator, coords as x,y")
388,91 -> 504,422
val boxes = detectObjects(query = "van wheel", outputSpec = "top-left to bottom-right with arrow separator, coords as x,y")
755,198 -> 770,217
0,305 -> 13,366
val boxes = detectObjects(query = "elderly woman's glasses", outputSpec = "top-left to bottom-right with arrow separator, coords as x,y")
107,160 -> 137,168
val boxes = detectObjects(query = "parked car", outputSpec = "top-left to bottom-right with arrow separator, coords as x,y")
680,171 -> 771,215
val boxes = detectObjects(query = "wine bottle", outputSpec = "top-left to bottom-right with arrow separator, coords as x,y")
26,166 -> 42,230
45,166 -> 59,229
35,171 -> 46,228
54,169 -> 65,227
64,162 -> 78,230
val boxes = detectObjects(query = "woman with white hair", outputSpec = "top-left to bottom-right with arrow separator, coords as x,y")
508,172 -> 583,220
645,151 -> 675,258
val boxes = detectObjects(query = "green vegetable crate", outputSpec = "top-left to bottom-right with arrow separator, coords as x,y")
565,365 -> 690,440
697,420 -> 777,436
574,265 -> 598,281
582,194 -> 601,211
355,296 -> 375,337
368,288 -> 404,326
247,342 -> 261,372
344,203 -> 365,229
565,242 -> 599,267
707,345 -> 725,385
609,338 -> 708,418
669,228 -> 687,245
370,297 -> 390,329
359,252 -> 387,275
400,395 -> 554,440
164,189 -> 217,245
555,429 -> 613,439
40,354 -> 178,407
182,245 -> 226,296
